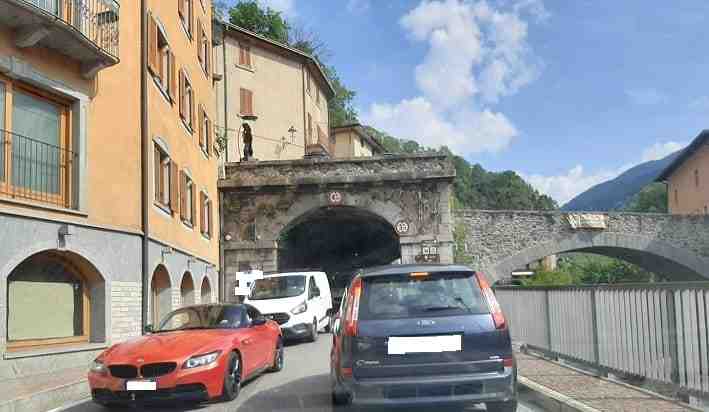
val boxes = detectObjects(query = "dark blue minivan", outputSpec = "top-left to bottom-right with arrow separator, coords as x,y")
330,264 -> 517,411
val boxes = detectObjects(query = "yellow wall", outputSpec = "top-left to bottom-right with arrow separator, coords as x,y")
332,129 -> 374,158
668,144 -> 709,215
146,0 -> 219,264
216,32 -> 330,161
0,1 -> 218,266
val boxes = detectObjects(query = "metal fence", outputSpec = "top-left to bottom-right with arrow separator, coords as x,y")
1,129 -> 78,209
20,0 -> 120,59
495,284 -> 709,396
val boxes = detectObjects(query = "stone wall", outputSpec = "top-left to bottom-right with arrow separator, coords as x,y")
110,282 -> 142,343
453,209 -> 709,281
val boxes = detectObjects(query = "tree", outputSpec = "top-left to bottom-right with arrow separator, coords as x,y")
227,1 -> 290,44
623,182 -> 668,213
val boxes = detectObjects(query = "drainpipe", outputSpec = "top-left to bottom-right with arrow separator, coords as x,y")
301,63 -> 307,155
140,0 -> 150,331
219,25 -> 228,302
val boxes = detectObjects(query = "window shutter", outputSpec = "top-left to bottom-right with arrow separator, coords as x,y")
200,192 -> 206,233
148,14 -> 158,74
178,0 -> 184,18
190,88 -> 195,130
198,106 -> 205,147
179,171 -> 187,220
178,69 -> 185,119
168,51 -> 177,102
207,200 -> 213,237
191,182 -> 197,225
154,148 -> 161,202
196,21 -> 203,63
170,160 -> 179,214
247,90 -> 254,116
238,44 -> 245,66
240,88 -> 246,114
188,0 -> 194,36
206,117 -> 212,155
205,38 -> 211,77
245,46 -> 251,67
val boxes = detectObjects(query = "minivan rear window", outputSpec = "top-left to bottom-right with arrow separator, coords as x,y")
359,272 -> 489,320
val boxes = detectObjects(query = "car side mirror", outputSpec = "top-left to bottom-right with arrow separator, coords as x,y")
144,324 -> 154,334
313,287 -> 321,298
251,318 -> 267,327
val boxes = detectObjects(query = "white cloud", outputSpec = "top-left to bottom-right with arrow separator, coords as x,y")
257,0 -> 295,16
640,141 -> 685,162
347,0 -> 370,13
364,97 -> 516,154
625,88 -> 667,106
522,140 -> 687,205
512,0 -> 551,22
364,0 -> 543,156
522,165 -> 623,206
689,96 -> 709,111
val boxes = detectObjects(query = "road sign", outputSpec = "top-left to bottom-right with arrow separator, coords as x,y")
328,191 -> 343,205
395,220 -> 410,235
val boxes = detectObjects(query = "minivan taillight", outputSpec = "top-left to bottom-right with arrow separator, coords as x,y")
476,273 -> 506,330
344,277 -> 362,336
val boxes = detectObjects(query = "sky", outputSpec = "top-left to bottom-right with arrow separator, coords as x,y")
231,0 -> 709,205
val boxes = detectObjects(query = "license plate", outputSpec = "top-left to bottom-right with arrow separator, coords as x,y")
387,335 -> 462,355
126,380 -> 157,391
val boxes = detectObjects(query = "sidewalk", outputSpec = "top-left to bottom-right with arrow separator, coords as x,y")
0,367 -> 88,412
516,350 -> 696,412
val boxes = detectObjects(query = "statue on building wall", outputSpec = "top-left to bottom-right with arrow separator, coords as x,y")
242,123 -> 254,161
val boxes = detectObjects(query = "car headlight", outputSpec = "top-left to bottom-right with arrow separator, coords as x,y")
291,301 -> 308,315
90,359 -> 108,375
183,351 -> 221,369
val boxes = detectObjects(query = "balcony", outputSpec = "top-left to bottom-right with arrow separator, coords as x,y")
0,0 -> 120,78
1,129 -> 78,209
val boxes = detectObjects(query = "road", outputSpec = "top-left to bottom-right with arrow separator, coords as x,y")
65,334 -> 543,412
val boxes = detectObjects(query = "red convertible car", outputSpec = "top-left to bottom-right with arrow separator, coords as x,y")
88,304 -> 283,406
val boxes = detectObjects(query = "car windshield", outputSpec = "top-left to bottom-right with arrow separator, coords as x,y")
249,275 -> 306,300
359,272 -> 489,320
156,305 -> 245,332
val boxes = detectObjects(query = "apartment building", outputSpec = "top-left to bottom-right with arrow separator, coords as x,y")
213,21 -> 335,162
331,124 -> 386,158
656,130 -> 709,215
0,0 -> 218,384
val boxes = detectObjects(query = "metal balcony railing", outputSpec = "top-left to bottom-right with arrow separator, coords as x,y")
18,0 -> 120,60
1,129 -> 77,209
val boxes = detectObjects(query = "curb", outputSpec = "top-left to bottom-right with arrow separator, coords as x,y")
0,379 -> 88,412
518,376 -> 601,412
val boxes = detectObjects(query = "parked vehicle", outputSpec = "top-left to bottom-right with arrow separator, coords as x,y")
329,264 -> 517,411
88,304 -> 283,406
245,271 -> 333,342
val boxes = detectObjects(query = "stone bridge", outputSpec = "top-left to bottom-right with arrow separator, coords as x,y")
454,209 -> 709,281
218,155 -> 709,298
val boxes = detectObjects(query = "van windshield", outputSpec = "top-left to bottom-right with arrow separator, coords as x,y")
249,275 -> 306,300
359,272 -> 489,320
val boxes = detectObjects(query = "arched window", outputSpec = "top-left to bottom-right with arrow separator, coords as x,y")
180,273 -> 195,306
7,251 -> 103,350
201,277 -> 212,304
151,265 -> 172,326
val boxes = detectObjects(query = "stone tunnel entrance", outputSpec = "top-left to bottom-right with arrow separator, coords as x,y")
218,154 -> 457,302
278,206 -> 401,274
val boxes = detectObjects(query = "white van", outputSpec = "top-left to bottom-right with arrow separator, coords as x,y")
245,271 -> 332,342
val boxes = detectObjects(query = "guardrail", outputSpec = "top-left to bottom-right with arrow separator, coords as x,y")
495,283 -> 709,396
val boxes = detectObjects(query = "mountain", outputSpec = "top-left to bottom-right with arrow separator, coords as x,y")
562,151 -> 681,211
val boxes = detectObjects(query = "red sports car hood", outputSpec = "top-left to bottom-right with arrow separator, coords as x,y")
104,329 -> 237,364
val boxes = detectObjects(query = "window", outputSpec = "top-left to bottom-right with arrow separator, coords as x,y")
180,170 -> 195,226
238,43 -> 252,68
675,189 -> 678,204
148,14 -> 177,102
7,252 -> 94,350
240,88 -> 254,116
306,70 -> 311,93
178,0 -> 193,39
705,205 -> 707,215
0,77 -> 73,208
200,191 -> 212,238
198,105 -> 212,156
197,20 -> 210,77
316,88 -> 320,105
695,169 -> 700,187
154,144 -> 169,207
179,69 -> 195,132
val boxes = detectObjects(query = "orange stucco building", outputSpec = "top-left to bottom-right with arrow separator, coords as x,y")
657,130 -> 709,215
0,0 -> 219,388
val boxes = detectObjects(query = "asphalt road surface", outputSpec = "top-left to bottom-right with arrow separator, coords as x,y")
64,334 -> 543,412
